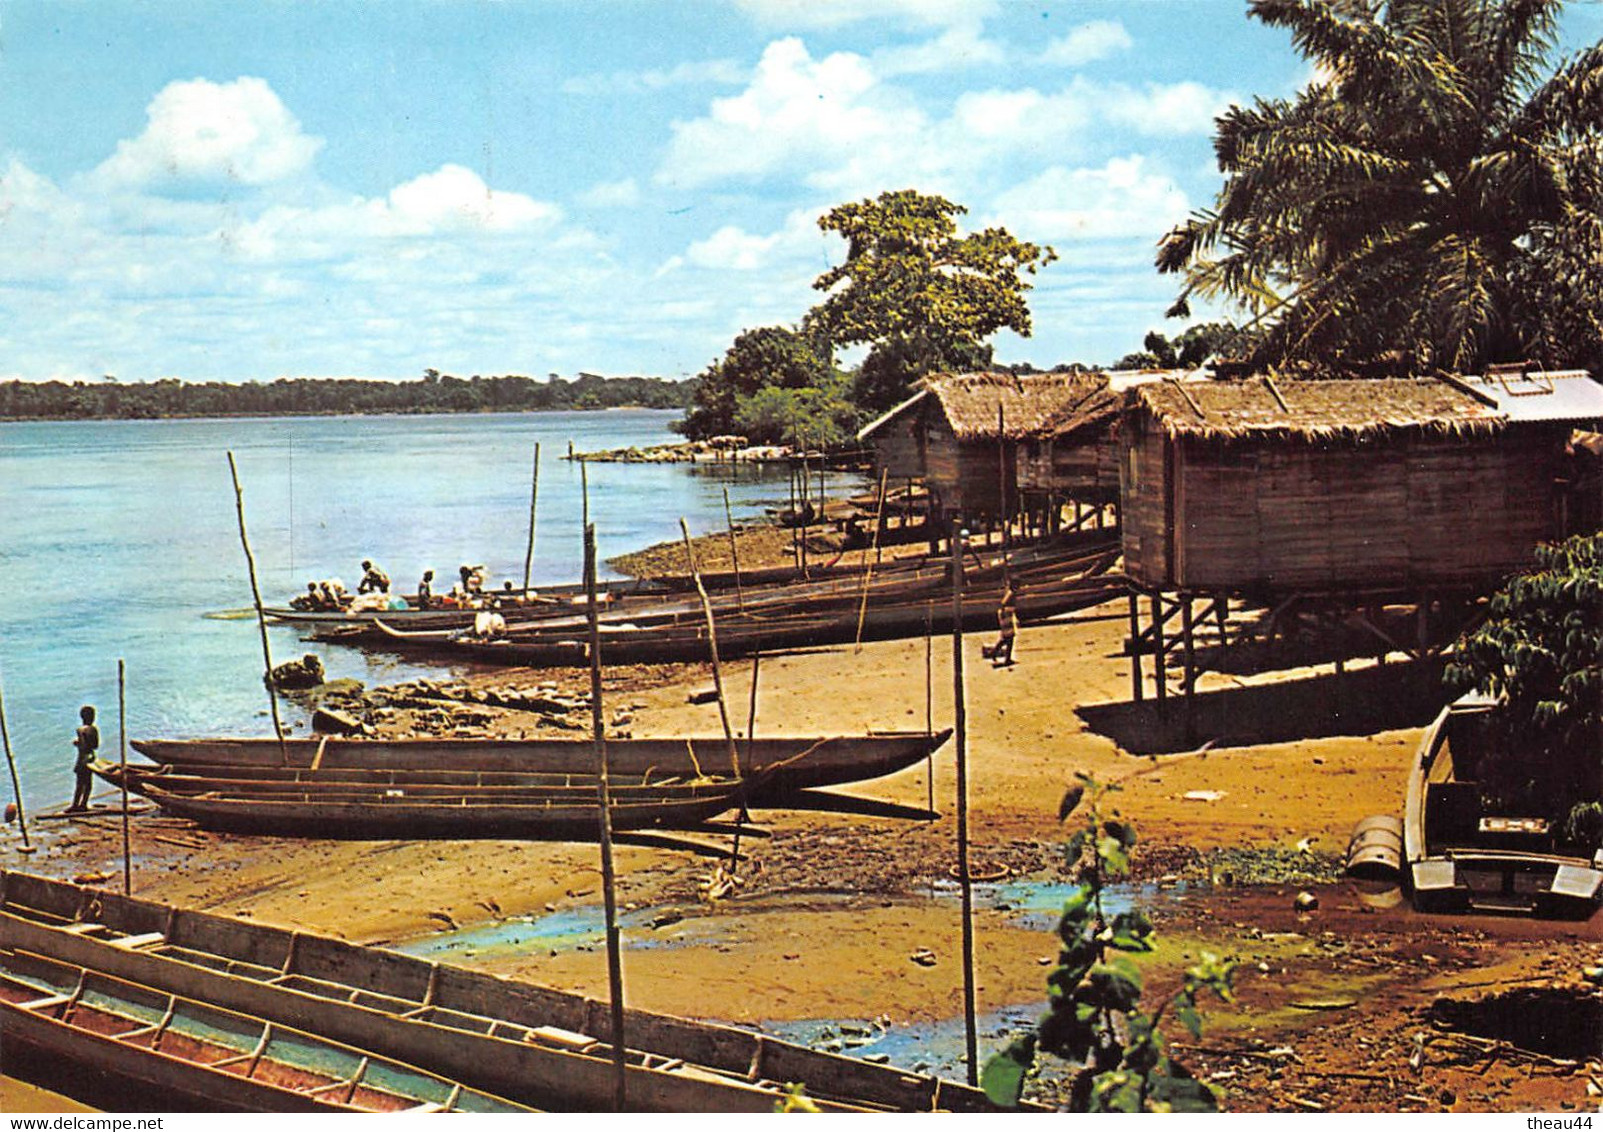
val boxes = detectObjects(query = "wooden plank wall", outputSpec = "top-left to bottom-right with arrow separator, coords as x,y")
1020,430 -> 1121,504
1168,427 -> 1565,592
868,414 -> 926,480
1120,424 -> 1170,585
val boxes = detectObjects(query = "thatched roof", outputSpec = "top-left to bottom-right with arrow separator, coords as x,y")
858,371 -> 1116,443
1131,376 -> 1508,441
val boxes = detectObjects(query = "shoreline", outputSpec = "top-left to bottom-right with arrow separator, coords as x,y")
8,513 -> 1599,1113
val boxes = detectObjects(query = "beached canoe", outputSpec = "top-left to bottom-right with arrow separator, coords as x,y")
114,777 -> 744,839
131,731 -> 951,797
1401,694 -> 1603,916
0,870 -> 1019,1112
0,945 -> 534,1113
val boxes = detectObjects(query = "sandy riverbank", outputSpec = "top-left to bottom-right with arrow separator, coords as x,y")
7,530 -> 1599,1112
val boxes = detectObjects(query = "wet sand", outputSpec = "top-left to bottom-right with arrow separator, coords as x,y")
8,561 -> 1600,1112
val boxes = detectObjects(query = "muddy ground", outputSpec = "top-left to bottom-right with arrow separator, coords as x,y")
5,531 -> 1599,1114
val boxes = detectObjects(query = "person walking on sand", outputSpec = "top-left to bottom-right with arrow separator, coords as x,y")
69,705 -> 99,812
992,587 -> 1018,668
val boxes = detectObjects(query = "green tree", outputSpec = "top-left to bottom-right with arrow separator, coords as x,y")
676,325 -> 837,442
1158,0 -> 1603,374
983,776 -> 1233,1112
809,190 -> 1056,414
1444,532 -> 1603,850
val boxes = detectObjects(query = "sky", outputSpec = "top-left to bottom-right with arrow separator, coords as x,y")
2,0 -> 1599,383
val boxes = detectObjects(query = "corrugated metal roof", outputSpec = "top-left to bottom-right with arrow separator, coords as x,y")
1454,369 -> 1603,424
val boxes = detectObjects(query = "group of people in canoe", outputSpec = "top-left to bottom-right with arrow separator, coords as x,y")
288,561 -> 529,614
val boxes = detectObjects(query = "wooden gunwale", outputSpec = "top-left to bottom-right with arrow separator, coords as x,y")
0,870 -> 1018,1111
0,944 -> 532,1113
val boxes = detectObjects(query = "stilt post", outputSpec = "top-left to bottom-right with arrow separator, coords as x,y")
226,452 -> 289,765
951,528 -> 978,1085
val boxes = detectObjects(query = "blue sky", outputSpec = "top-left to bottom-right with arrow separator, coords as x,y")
2,0 -> 1599,382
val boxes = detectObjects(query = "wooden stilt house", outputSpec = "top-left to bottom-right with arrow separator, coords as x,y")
1119,371 -> 1603,598
856,371 -> 1115,527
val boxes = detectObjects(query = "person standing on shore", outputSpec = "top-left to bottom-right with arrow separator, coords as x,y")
992,587 -> 1018,668
68,705 -> 99,812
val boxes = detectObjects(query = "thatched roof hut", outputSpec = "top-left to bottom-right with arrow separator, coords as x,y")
857,371 -> 1117,517
1120,372 -> 1603,596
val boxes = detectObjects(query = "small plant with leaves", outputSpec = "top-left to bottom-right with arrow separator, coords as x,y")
982,774 -> 1234,1111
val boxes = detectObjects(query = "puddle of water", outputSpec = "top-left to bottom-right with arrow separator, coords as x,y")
757,1004 -> 1048,1082
930,879 -> 1184,931
392,905 -> 703,960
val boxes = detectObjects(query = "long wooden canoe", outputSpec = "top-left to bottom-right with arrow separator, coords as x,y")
120,780 -> 742,839
0,945 -> 534,1112
130,731 -> 952,797
0,870 -> 1017,1112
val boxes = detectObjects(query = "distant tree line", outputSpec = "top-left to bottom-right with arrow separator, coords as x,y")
0,370 -> 695,421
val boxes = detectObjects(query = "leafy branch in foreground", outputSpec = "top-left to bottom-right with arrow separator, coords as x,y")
982,775 -> 1235,1112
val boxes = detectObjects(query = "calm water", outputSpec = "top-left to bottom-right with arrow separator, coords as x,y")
0,410 -> 806,810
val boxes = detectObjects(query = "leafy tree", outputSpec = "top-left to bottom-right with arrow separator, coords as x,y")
809,190 -> 1056,414
675,325 -> 838,442
983,776 -> 1234,1112
733,374 -> 859,449
1444,532 -> 1603,850
1111,322 -> 1239,371
1158,0 -> 1603,375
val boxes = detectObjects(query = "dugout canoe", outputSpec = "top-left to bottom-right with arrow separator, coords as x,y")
0,870 -> 1017,1112
0,944 -> 534,1113
130,730 -> 952,797
116,779 -> 743,840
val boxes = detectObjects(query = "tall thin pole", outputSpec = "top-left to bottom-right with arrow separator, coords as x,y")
521,443 -> 541,594
0,672 -> 34,853
798,440 -> 809,580
584,523 -> 628,1112
854,468 -> 891,650
952,527 -> 978,1084
118,660 -> 130,895
581,459 -> 589,532
924,598 -> 935,819
679,521 -> 742,782
722,487 -> 745,613
734,651 -> 760,866
788,456 -> 801,575
997,403 -> 1011,584
227,452 -> 289,764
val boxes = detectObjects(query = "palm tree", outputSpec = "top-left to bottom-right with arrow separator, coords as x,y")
1158,0 -> 1603,375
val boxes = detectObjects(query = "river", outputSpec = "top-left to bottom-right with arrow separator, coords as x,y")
0,410 -> 799,809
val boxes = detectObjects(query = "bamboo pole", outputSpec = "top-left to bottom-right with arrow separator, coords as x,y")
853,468 -> 891,651
951,527 -> 978,1084
722,487 -> 744,612
521,443 -> 541,594
679,520 -> 742,782
735,651 -> 760,865
924,598 -> 935,820
997,403 -> 1011,587
583,523 -> 628,1112
118,660 -> 131,895
0,671 -> 34,853
788,456 -> 801,574
227,452 -> 289,764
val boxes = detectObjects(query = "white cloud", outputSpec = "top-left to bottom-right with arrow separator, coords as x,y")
873,23 -> 1005,76
990,156 -> 1191,242
578,178 -> 643,208
1039,20 -> 1133,66
1099,80 -> 1235,136
657,39 -> 923,190
687,225 -> 783,271
90,77 -> 323,190
733,0 -> 997,30
562,58 -> 747,96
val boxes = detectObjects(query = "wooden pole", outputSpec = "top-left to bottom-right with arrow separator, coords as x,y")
788,459 -> 801,574
722,487 -> 744,613
1182,597 -> 1197,744
521,443 -> 541,594
853,468 -> 891,650
679,520 -> 742,783
118,659 -> 131,895
997,404 -> 1011,583
581,460 -> 589,533
1128,591 -> 1144,703
0,671 -> 34,853
734,651 -> 760,865
226,452 -> 289,764
924,598 -> 935,819
1151,592 -> 1167,714
798,442 -> 809,580
583,523 -> 628,1112
951,528 -> 978,1085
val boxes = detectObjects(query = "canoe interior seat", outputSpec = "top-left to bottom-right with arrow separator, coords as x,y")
111,932 -> 167,950
527,1025 -> 599,1052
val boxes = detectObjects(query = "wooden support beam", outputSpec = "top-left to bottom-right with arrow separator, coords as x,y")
1151,591 -> 1167,711
1128,591 -> 1144,703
